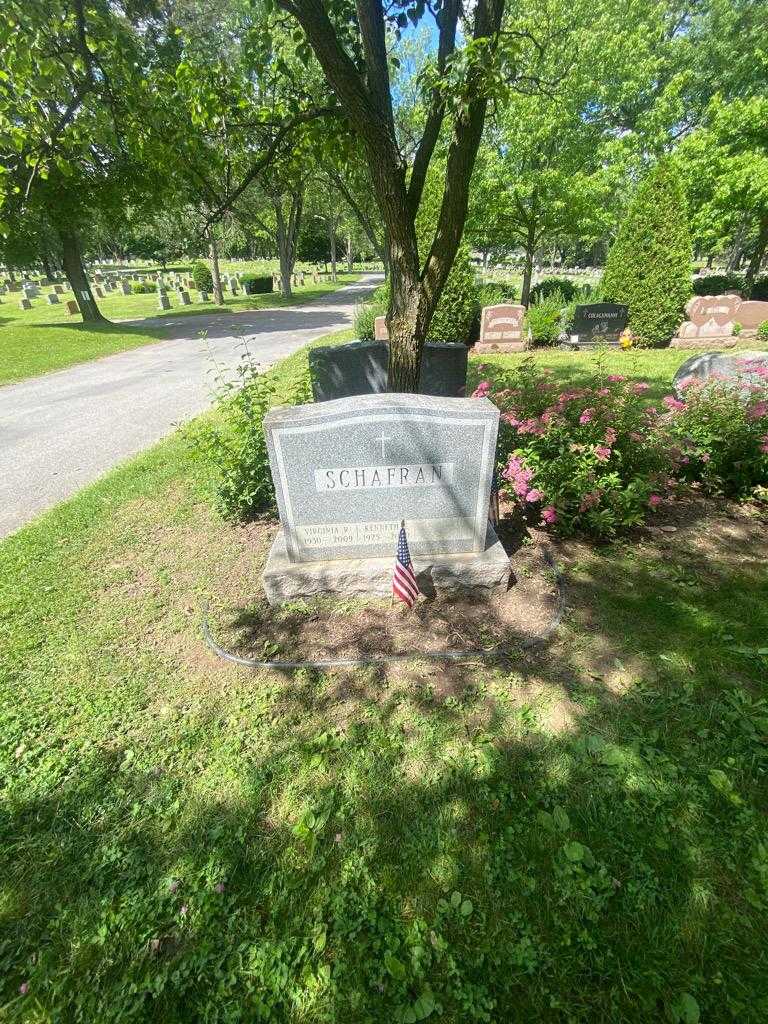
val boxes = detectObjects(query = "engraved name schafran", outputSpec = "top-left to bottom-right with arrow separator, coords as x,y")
314,462 -> 455,492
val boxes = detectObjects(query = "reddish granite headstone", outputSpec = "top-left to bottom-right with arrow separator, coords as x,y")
736,300 -> 768,330
685,294 -> 741,327
480,304 -> 525,344
374,315 -> 389,342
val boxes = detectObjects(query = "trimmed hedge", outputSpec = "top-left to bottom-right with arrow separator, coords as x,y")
602,160 -> 692,346
191,261 -> 213,292
529,277 -> 579,304
241,273 -> 273,295
691,272 -> 744,296
131,282 -> 155,294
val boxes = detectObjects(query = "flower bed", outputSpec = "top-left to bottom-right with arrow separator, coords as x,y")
474,357 -> 768,537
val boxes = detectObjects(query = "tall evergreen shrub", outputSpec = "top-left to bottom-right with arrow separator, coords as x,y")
602,161 -> 692,346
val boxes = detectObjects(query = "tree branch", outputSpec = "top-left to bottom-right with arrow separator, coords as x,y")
407,0 -> 459,217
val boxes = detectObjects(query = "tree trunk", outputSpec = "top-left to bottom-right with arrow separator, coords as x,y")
744,211 -> 768,296
329,218 -> 337,282
41,252 -> 53,279
727,218 -> 748,272
59,228 -> 106,324
706,253 -> 713,269
346,232 -> 354,272
386,272 -> 424,392
208,230 -> 224,305
521,222 -> 536,307
275,190 -> 303,299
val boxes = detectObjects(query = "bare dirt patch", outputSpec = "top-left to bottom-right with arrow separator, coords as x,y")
207,516 -> 562,666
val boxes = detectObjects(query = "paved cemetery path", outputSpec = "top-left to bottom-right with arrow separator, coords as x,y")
0,275 -> 381,538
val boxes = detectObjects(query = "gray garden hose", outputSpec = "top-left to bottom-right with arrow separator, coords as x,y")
201,548 -> 565,670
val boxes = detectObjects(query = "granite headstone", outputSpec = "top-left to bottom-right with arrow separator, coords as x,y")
570,303 -> 628,347
308,340 -> 468,402
476,304 -> 526,352
673,350 -> 768,397
264,393 -> 499,563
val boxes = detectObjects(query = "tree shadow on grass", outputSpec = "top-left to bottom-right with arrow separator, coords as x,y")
1,515 -> 767,1021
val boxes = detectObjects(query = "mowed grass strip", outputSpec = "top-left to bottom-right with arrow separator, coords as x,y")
0,272 -> 361,386
1,344 -> 767,1022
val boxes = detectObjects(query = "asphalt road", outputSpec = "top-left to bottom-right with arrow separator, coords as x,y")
0,274 -> 381,539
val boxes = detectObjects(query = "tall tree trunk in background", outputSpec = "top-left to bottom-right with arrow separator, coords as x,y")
744,211 -> 768,296
727,218 -> 748,272
41,252 -> 53,279
346,232 -> 353,271
329,216 -> 338,281
521,222 -> 536,307
706,253 -> 714,269
59,228 -> 106,323
208,229 -> 224,304
275,191 -> 303,298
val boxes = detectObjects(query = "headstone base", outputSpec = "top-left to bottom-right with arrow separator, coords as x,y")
670,336 -> 738,350
262,525 -> 510,606
474,341 -> 527,353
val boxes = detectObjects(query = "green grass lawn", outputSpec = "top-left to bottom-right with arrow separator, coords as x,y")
0,273 -> 361,386
1,340 -> 767,1021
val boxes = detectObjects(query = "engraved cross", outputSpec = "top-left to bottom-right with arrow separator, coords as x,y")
379,430 -> 393,461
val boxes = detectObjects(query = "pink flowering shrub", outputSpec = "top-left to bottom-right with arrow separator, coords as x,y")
666,367 -> 768,496
479,358 -> 676,536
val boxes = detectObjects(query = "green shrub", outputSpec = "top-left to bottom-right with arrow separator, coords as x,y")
477,282 -> 518,308
131,282 -> 155,294
524,290 -> 567,345
602,160 -> 692,346
416,171 -> 480,344
668,371 -> 768,496
691,271 -> 744,296
529,277 -> 579,304
191,261 -> 213,292
240,273 -> 273,295
354,283 -> 388,340
751,276 -> 768,300
757,320 -> 768,339
473,359 -> 675,536
189,350 -> 311,519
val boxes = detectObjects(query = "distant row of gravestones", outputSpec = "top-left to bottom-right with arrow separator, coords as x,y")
375,302 -> 631,354
8,266 -> 333,314
375,294 -> 768,355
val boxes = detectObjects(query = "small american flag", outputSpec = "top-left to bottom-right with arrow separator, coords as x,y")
488,466 -> 500,528
392,520 -> 420,608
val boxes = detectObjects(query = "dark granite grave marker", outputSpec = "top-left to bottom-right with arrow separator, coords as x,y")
570,303 -> 628,348
308,340 -> 468,402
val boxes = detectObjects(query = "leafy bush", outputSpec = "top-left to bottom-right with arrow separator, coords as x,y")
477,281 -> 518,307
189,347 -> 311,519
416,171 -> 480,343
524,290 -> 567,345
241,273 -> 273,295
354,282 -> 388,340
757,320 -> 768,339
751,276 -> 768,300
473,358 -> 675,536
529,277 -> 579,304
131,282 -> 155,294
691,271 -> 744,296
602,160 -> 692,346
191,261 -> 213,292
667,367 -> 768,496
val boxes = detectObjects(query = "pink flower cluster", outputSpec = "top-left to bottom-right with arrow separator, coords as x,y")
501,455 -> 535,497
472,380 -> 491,399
